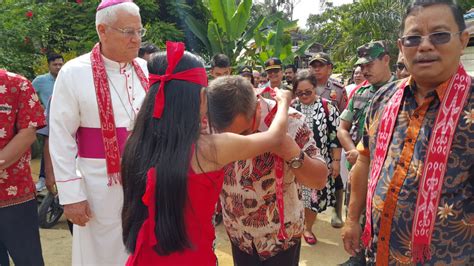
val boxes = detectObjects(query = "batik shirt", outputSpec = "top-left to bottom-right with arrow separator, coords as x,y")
358,78 -> 474,265
221,98 -> 324,260
0,70 -> 46,208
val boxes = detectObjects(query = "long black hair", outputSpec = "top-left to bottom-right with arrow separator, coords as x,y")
122,51 -> 204,255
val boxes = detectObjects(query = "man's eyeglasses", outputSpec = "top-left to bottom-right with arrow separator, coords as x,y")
295,90 -> 313,97
400,31 -> 461,47
393,63 -> 406,71
108,26 -> 146,38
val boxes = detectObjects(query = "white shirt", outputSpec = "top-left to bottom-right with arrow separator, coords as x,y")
49,52 -> 148,205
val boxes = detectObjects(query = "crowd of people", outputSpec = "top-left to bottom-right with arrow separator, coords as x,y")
0,0 -> 472,265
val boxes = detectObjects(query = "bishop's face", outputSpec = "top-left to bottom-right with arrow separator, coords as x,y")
98,10 -> 143,63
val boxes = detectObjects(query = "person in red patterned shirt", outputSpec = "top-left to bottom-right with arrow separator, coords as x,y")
0,69 -> 46,265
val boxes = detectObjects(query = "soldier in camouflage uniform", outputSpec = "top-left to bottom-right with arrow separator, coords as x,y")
336,40 -> 395,266
338,41 -> 395,172
309,52 -> 347,228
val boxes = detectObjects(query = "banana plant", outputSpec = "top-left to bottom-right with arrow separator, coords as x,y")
247,15 -> 317,66
185,0 -> 316,67
184,0 -> 253,65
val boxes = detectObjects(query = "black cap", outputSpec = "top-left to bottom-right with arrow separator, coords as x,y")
309,52 -> 332,66
264,58 -> 282,71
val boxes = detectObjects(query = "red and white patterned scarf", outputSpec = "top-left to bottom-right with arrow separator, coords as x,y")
260,88 -> 288,240
361,65 -> 471,263
90,43 -> 148,186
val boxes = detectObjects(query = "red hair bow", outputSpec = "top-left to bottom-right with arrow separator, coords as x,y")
148,41 -> 208,118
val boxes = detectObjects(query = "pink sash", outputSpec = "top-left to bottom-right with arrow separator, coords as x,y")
76,127 -> 129,159
361,65 -> 471,263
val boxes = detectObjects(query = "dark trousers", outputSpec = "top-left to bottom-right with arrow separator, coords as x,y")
0,200 -> 44,266
334,174 -> 344,191
39,155 -> 45,179
231,240 -> 301,266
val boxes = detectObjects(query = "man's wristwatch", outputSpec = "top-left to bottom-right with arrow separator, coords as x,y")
286,150 -> 305,169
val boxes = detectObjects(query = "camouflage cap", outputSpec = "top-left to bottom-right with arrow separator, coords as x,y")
309,52 -> 332,66
356,40 -> 388,65
264,58 -> 283,71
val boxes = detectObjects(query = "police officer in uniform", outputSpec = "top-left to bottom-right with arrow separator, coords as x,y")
259,57 -> 292,98
309,52 -> 347,112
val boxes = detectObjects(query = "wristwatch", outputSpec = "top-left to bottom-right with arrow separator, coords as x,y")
286,150 -> 305,169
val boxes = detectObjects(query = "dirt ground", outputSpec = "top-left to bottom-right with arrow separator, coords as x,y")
31,159 -> 350,266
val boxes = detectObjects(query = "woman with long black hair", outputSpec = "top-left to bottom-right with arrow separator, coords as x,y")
121,42 -> 292,265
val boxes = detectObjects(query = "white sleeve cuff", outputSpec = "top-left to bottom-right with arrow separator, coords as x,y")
56,178 -> 88,205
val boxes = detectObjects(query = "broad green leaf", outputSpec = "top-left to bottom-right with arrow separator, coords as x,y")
229,0 -> 252,40
294,37 -> 317,56
224,0 -> 237,20
208,0 -> 231,34
208,21 -> 224,55
235,15 -> 264,56
259,50 -> 270,63
272,21 -> 284,58
184,16 -> 211,51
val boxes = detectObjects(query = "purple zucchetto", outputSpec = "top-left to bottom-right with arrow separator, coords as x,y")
97,0 -> 133,11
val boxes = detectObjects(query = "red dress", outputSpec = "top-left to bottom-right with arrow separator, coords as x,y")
126,166 -> 224,266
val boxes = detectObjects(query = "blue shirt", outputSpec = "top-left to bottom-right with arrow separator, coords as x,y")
32,73 -> 55,105
37,99 -> 51,137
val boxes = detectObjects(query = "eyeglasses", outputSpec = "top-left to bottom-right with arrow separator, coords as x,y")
400,31 -> 461,47
108,25 -> 146,38
393,63 -> 406,71
295,90 -> 314,97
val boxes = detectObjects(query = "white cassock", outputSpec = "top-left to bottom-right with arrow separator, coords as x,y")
49,53 -> 148,265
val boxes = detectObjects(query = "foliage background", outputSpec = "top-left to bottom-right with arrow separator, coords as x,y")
1,0 -> 472,80
0,0 -> 185,79
306,0 -> 473,76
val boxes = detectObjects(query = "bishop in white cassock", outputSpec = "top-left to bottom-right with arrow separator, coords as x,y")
49,1 -> 148,265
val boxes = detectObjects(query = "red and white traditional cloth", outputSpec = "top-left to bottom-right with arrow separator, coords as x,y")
220,98 -> 325,261
362,65 -> 471,264
0,70 -> 45,208
49,47 -> 148,265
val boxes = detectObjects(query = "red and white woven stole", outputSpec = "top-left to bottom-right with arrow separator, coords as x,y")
361,78 -> 407,247
90,43 -> 149,186
361,65 -> 471,264
262,95 -> 289,240
411,65 -> 470,263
